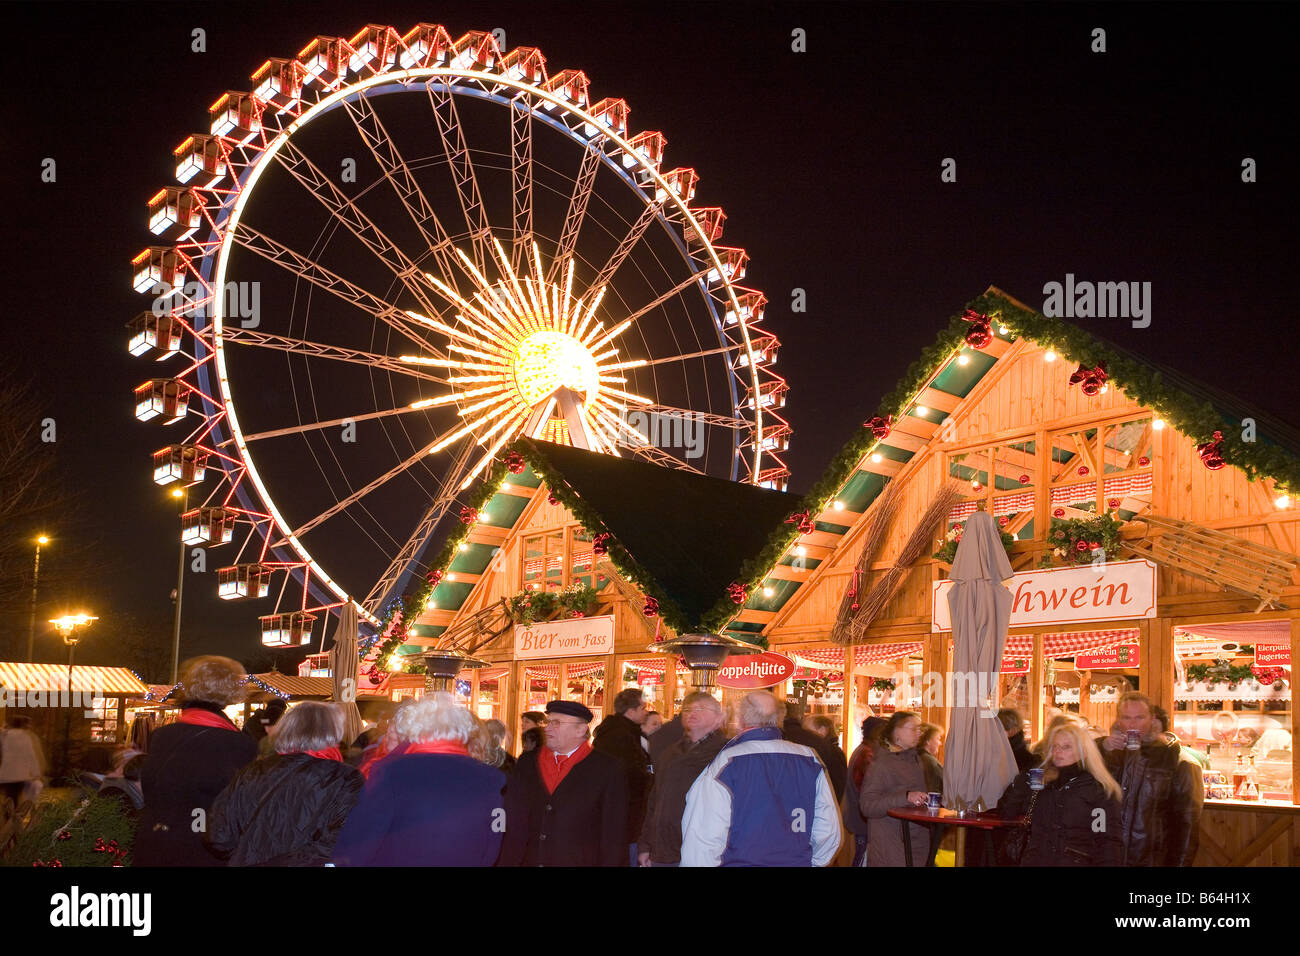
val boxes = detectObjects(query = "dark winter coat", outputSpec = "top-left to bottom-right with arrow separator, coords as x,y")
1099,735 -> 1202,866
782,718 -> 845,797
498,747 -> 628,866
919,751 -> 944,795
859,746 -> 931,867
639,728 -> 728,864
208,753 -> 363,866
592,713 -> 652,843
135,721 -> 258,866
649,716 -> 684,767
1009,731 -> 1037,774
841,742 -> 874,837
333,753 -> 506,866
998,764 -> 1122,866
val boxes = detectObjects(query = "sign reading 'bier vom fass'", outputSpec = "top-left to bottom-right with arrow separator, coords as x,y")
514,615 -> 615,660
931,558 -> 1157,632
716,652 -> 796,689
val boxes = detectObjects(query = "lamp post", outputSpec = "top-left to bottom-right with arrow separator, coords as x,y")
170,486 -> 187,685
49,613 -> 97,780
26,534 -> 49,662
649,632 -> 763,692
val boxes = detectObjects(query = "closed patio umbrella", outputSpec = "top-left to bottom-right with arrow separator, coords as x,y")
327,601 -> 365,748
941,511 -> 1019,809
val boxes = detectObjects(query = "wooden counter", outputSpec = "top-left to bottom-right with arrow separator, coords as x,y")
1195,799 -> 1300,866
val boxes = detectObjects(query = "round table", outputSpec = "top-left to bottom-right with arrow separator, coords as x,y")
886,807 -> 1028,867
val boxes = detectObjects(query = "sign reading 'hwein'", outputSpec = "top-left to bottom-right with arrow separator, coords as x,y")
716,652 -> 796,689
932,559 -> 1157,632
514,615 -> 615,660
1075,643 -> 1141,670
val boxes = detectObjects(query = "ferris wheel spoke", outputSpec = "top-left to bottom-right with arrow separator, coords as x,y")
272,137 -> 441,315
615,440 -> 707,475
426,81 -> 493,273
547,146 -> 603,284
340,92 -> 463,291
621,401 -> 751,431
220,328 -> 449,385
509,95 -> 534,275
362,440 -> 478,614
588,198 -> 664,292
276,430 -> 471,545
620,268 -> 713,328
233,404 -> 446,445
231,223 -> 437,353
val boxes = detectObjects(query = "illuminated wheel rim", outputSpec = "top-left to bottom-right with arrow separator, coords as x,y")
133,26 -> 792,630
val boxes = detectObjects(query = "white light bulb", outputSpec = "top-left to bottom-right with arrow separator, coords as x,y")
1044,350 -> 1057,363
832,500 -> 845,511
1277,495 -> 1291,509
762,586 -> 774,598
957,354 -> 970,366
1152,419 -> 1165,430
871,453 -> 883,463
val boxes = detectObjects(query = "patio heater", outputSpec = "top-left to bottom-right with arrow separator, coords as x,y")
649,632 -> 763,691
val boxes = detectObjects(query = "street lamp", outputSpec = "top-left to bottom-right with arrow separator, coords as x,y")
26,533 -> 50,662
49,612 -> 97,780
170,486 -> 187,685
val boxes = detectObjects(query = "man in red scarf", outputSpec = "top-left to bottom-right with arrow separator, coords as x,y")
497,700 -> 628,866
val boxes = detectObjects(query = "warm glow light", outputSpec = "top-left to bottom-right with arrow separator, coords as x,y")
170,488 -> 184,499
915,406 -> 929,417
1152,419 -> 1165,430
997,324 -> 1009,335
37,535 -> 49,545
871,453 -> 883,463
49,613 -> 98,635
514,330 -> 600,405
794,545 -> 806,556
1277,495 -> 1292,509
1044,350 -> 1057,362
762,585 -> 775,597
832,500 -> 845,511
458,542 -> 469,551
957,354 -> 970,366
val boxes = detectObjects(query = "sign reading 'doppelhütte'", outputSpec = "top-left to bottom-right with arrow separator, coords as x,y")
716,652 -> 796,689
931,558 -> 1157,632
514,615 -> 615,659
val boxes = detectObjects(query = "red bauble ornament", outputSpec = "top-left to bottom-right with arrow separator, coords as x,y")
458,506 -> 479,524
592,532 -> 612,557
865,415 -> 893,440
727,582 -> 749,605
1108,498 -> 1120,508
1019,474 -> 1030,484
426,568 -> 444,587
785,510 -> 815,535
504,451 -> 526,474
1197,430 -> 1226,470
1137,456 -> 1150,467
1077,465 -> 1089,476
1075,540 -> 1089,552
1068,362 -> 1108,396
961,309 -> 993,349
998,516 -> 1008,526
56,830 -> 71,841
642,597 -> 659,617
547,491 -> 560,506
1053,508 -> 1065,518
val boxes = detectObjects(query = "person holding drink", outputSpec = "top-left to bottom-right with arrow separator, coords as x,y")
997,720 -> 1122,866
859,711 -> 932,867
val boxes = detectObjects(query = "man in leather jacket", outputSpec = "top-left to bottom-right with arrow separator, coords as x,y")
1098,692 -> 1203,866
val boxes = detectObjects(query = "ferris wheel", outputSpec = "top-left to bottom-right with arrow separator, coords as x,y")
130,24 -> 792,639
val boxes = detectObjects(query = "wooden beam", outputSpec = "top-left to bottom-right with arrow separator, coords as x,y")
496,482 -> 537,498
443,571 -> 481,586
915,387 -> 961,415
814,506 -> 863,525
735,609 -> 776,625
767,564 -> 813,582
860,457 -> 903,478
877,431 -> 927,454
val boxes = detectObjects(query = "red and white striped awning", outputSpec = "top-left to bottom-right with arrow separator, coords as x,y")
795,643 -> 925,669
524,662 -> 605,680
624,658 -> 668,675
1005,628 -> 1138,658
473,667 -> 509,684
948,473 -> 1152,521
0,662 -> 148,695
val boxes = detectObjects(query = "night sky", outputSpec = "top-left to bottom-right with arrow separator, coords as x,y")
4,1 -> 1294,678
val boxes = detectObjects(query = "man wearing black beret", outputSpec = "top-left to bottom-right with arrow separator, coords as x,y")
497,699 -> 629,866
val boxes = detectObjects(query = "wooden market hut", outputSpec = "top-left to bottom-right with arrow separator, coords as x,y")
398,436 -> 802,726
706,286 -> 1299,866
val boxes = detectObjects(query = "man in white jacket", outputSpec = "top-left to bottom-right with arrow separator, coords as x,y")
680,691 -> 841,867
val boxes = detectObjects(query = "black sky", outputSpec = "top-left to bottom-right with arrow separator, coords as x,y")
3,1 -> 1295,675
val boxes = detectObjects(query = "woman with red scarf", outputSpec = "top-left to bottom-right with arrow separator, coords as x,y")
208,701 -> 363,866
135,656 -> 257,866
333,692 -> 507,866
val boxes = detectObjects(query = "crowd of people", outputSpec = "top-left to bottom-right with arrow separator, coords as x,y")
73,654 -> 1206,867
